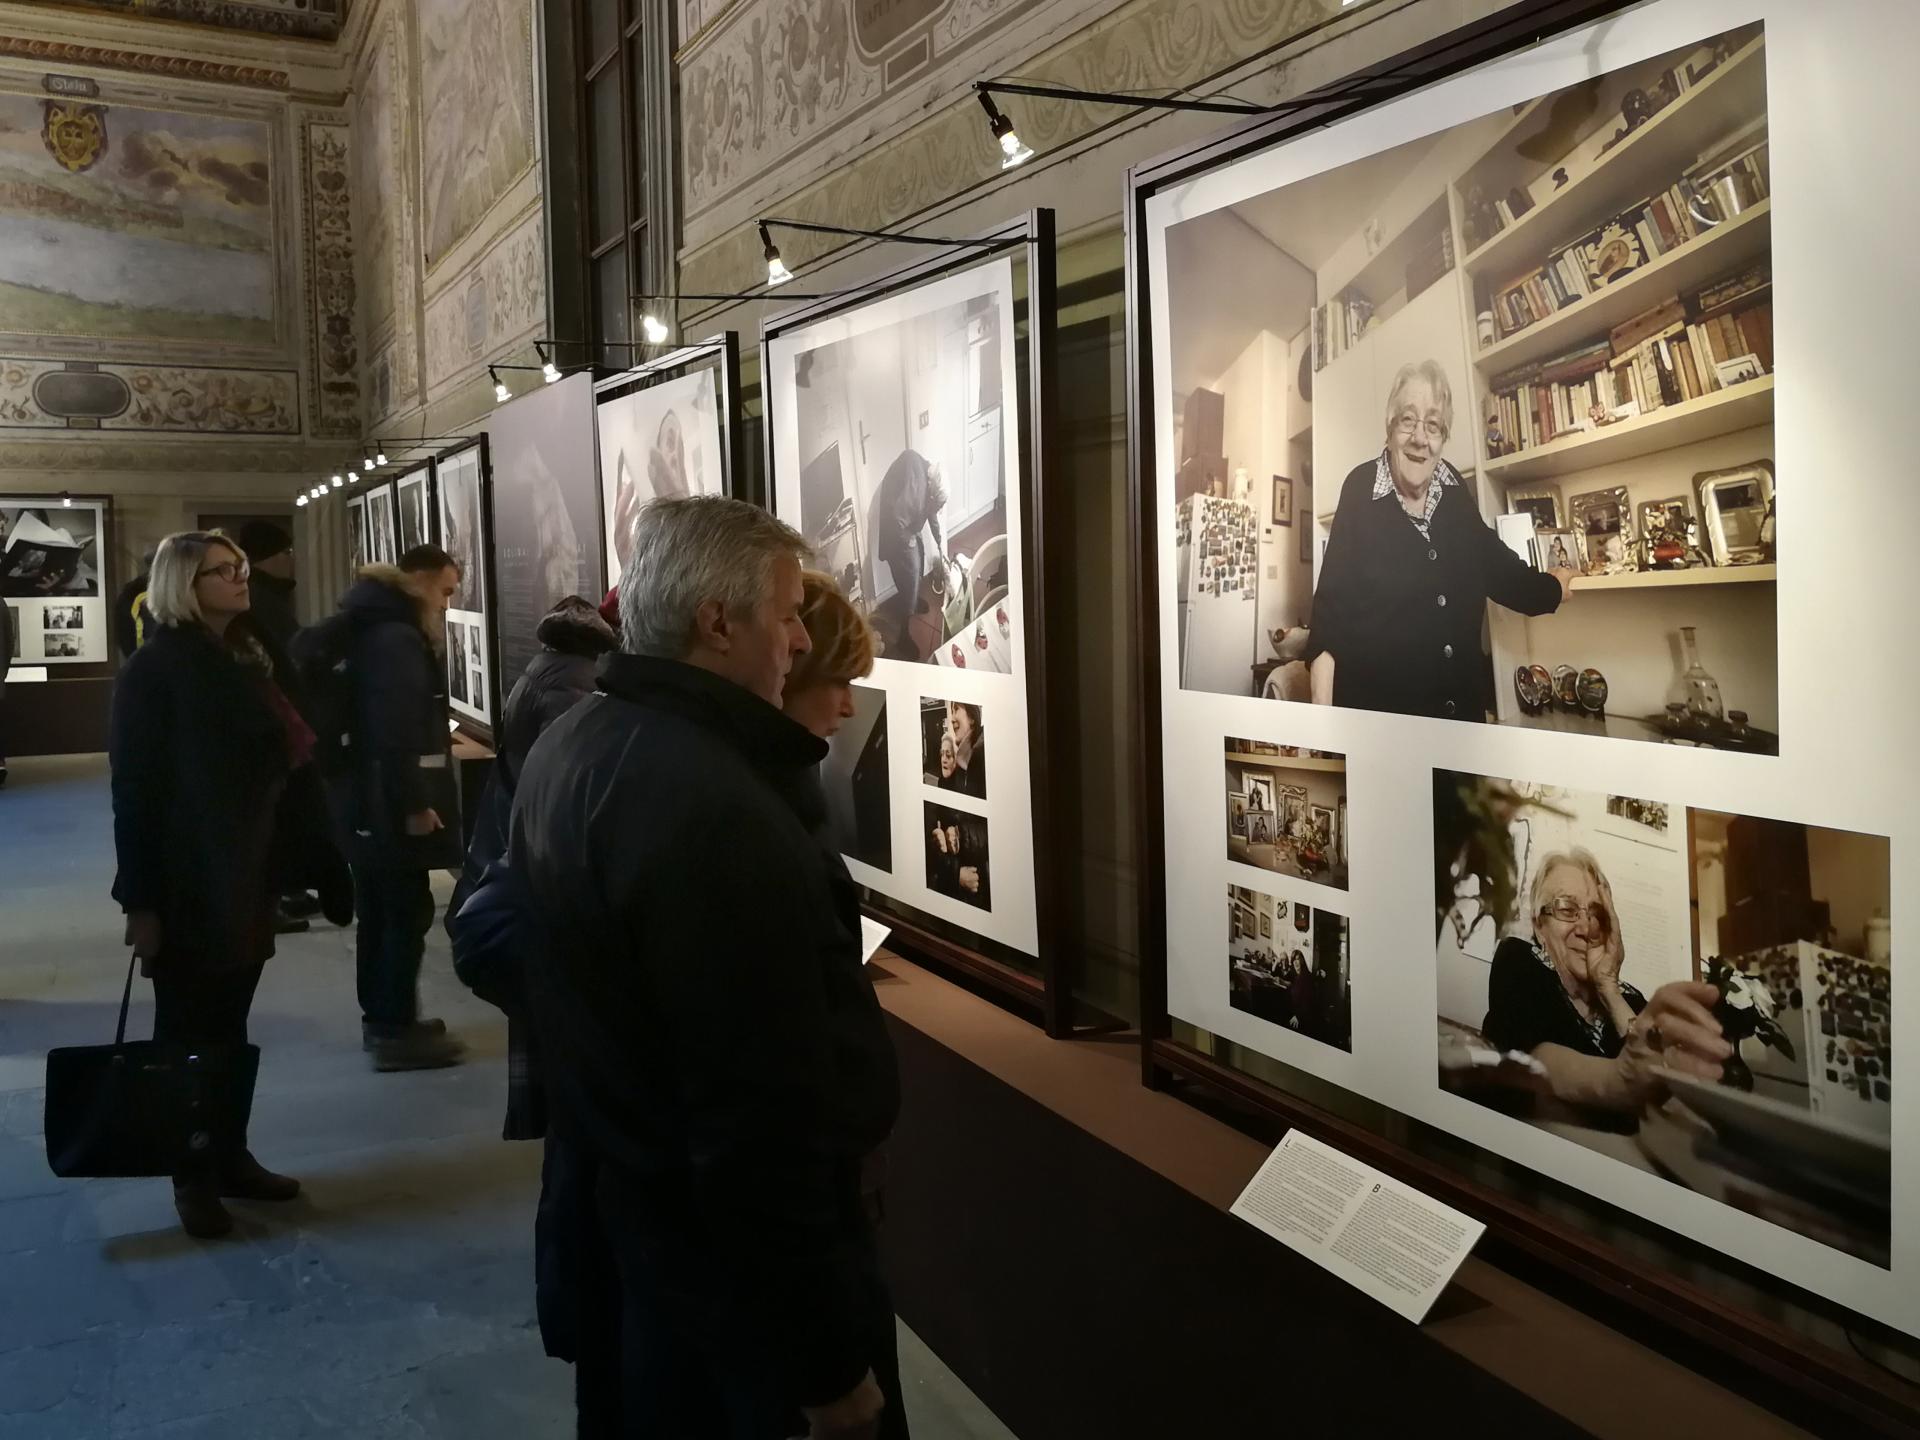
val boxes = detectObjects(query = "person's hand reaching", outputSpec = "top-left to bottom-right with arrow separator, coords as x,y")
1617,981 -> 1730,1102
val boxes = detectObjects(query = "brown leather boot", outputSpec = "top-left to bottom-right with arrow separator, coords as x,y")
173,1177 -> 234,1239
220,1150 -> 301,1202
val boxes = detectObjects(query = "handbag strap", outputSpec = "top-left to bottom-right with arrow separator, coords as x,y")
115,952 -> 138,1047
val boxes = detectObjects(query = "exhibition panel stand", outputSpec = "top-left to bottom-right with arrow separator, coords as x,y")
762,211 -> 1074,1036
1,492 -> 116,756
1125,0 -> 1918,1429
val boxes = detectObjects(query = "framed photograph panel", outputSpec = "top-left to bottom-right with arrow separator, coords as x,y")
435,440 -> 496,733
0,496 -> 110,665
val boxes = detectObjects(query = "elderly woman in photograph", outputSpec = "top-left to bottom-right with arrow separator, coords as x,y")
1483,848 -> 1730,1114
1307,360 -> 1577,721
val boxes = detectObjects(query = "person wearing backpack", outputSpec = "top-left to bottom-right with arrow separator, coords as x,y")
299,547 -> 466,1071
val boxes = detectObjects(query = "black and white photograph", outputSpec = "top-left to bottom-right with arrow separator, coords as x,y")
1224,738 -> 1348,889
786,274 -> 1017,671
366,486 -> 398,567
4,602 -> 17,659
347,494 -> 368,572
925,801 -> 990,911
447,621 -> 470,708
920,696 -> 986,799
489,374 -> 603,684
398,470 -> 432,553
596,366 -> 723,586
43,631 -> 81,658
1435,769 -> 1892,1267
1226,883 -> 1352,1053
1,500 -> 103,598
436,447 -> 492,728
44,604 -> 83,631
1154,21 -> 1778,748
822,683 -> 891,873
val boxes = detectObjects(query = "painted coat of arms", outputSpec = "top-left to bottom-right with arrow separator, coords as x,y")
43,100 -> 108,174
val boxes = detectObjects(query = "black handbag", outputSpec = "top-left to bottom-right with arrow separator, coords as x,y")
43,956 -> 260,1179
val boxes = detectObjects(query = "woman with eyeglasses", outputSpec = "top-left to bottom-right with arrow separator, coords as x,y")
1482,848 -> 1730,1113
108,531 -> 312,1238
1306,359 -> 1578,721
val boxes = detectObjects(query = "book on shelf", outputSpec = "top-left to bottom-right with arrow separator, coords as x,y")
1310,290 -> 1376,373
1404,225 -> 1456,302
1485,263 -> 1773,460
1482,136 -> 1770,345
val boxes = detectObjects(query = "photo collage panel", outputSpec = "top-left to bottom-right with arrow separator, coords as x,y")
1,500 -> 108,663
920,696 -> 990,912
436,448 -> 492,728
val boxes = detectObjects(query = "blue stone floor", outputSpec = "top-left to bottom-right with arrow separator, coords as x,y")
0,755 -> 1016,1440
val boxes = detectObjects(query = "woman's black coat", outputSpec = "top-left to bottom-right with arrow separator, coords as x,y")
109,623 -> 291,973
1306,458 -> 1562,720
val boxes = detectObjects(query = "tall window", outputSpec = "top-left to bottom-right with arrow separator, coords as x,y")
552,0 -> 673,369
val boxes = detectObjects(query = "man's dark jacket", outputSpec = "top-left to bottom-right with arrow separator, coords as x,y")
509,655 -> 900,1409
298,567 -> 460,871
248,571 -> 301,653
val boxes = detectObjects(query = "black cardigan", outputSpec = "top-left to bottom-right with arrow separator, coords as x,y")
1307,459 -> 1561,721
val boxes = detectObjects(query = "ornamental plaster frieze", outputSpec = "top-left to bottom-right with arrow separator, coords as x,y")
681,0 -> 1408,297
0,437 -> 364,475
421,206 -> 546,402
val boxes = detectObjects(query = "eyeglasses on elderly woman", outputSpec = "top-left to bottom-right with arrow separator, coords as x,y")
1390,410 -> 1446,442
1537,896 -> 1611,930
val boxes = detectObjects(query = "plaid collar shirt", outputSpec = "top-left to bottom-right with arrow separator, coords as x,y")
1372,450 -> 1462,541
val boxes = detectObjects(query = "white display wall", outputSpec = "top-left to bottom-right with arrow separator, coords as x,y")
768,258 -> 1040,957
1143,0 -> 1919,1334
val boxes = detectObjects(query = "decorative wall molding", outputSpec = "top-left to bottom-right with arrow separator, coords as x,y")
0,437 -> 357,473
680,0 -> 1041,223
682,0 -> 1341,295
48,0 -> 346,42
0,356 -> 300,433
0,33 -> 289,89
422,206 -> 545,399
302,116 -> 359,436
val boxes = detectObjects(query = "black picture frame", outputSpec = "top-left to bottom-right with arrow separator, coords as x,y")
429,434 -> 500,746
759,209 -> 1070,1036
1120,0 -> 1907,1428
592,331 -> 748,508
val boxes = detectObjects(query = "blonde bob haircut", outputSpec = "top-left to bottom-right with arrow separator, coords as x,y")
787,569 -> 875,692
147,530 -> 246,629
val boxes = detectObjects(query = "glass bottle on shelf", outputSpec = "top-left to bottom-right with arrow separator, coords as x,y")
1669,625 -> 1725,725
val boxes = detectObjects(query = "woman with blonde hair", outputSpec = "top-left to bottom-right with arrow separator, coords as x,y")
109,530 -> 311,1238
783,568 -> 876,740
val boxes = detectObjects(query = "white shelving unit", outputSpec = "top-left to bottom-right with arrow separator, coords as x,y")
1486,376 -> 1774,484
1569,562 -> 1774,593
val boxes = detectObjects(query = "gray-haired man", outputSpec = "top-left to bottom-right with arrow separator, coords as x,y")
511,495 -> 904,1438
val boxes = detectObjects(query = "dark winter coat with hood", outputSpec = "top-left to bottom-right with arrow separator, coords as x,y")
508,656 -> 900,1409
307,566 -> 462,871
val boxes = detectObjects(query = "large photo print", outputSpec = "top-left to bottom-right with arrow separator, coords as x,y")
596,366 -> 724,588
1434,770 -> 1892,1266
436,446 -> 492,728
1156,22 -> 1777,749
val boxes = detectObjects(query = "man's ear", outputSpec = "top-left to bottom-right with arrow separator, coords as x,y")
690,597 -> 731,652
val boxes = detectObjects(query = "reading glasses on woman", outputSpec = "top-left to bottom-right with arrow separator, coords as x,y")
197,559 -> 251,585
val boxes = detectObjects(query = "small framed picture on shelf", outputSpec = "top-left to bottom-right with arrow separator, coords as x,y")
1696,460 -> 1775,566
1532,528 -> 1581,573
1637,495 -> 1698,570
1245,810 -> 1277,848
1271,475 -> 1293,527
1714,353 -> 1765,388
1509,489 -> 1561,531
1228,792 -> 1250,839
1569,486 -> 1634,574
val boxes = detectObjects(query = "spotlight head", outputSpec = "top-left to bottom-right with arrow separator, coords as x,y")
640,311 -> 670,345
977,90 -> 1034,168
759,221 -> 793,286
495,378 -> 512,402
296,494 -> 309,507
375,451 -> 387,466
362,456 -> 375,472
331,475 -> 345,489
542,360 -> 562,384
60,490 -> 73,507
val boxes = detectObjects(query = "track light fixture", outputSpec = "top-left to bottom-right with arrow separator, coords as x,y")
759,222 -> 793,286
640,311 -> 671,345
331,473 -> 344,487
490,365 -> 512,403
296,493 -> 309,507
375,449 -> 387,466
362,455 -> 375,472
975,90 -> 1034,168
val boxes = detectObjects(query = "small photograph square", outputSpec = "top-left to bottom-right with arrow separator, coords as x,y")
920,696 -> 985,799
925,801 -> 990,911
1224,737 -> 1349,889
1226,881 -> 1351,1053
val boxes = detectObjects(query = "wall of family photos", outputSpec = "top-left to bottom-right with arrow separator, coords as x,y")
768,257 -> 1041,958
1141,0 -> 1919,1335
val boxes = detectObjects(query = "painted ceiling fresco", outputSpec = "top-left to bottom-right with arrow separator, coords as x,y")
45,1 -> 346,43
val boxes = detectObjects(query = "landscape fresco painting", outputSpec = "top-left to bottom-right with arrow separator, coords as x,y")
0,93 -> 274,344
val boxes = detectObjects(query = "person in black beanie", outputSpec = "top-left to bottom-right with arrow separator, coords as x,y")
238,522 -> 300,654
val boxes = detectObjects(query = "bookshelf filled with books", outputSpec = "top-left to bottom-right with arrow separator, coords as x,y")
1447,26 -> 1776,727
